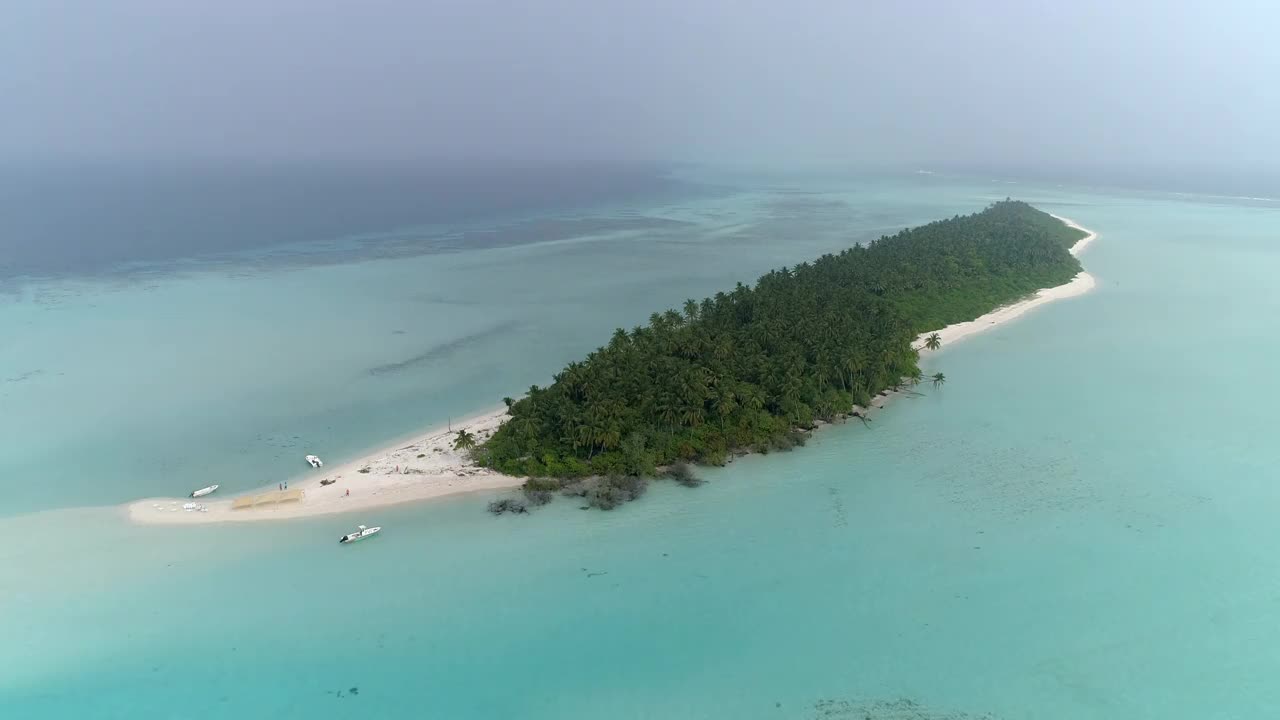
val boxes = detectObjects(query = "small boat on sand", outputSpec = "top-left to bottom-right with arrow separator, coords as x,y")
190,484 -> 219,498
339,525 -> 381,544
305,455 -> 323,468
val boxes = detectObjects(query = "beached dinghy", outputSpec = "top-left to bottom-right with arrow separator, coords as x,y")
339,525 -> 381,544
305,455 -> 323,468
190,484 -> 219,498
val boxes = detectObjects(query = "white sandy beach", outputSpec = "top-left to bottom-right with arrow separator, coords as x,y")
128,215 -> 1097,525
127,407 -> 520,525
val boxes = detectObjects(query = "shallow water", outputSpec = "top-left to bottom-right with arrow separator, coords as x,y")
3,171 -> 1280,718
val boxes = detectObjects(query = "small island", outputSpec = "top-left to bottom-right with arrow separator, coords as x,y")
128,201 -> 1094,524
472,201 -> 1087,506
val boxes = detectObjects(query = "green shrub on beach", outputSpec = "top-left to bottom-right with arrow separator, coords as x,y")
586,474 -> 647,511
487,498 -> 527,515
663,461 -> 703,487
523,477 -> 562,493
523,488 -> 554,507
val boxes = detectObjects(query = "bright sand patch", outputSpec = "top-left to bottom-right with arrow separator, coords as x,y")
128,216 -> 1097,525
127,407 -> 519,525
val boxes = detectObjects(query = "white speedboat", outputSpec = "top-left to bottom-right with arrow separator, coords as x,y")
339,524 -> 381,544
190,484 -> 219,498
305,455 -> 323,468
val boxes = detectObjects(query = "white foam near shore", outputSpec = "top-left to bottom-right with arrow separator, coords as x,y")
128,215 -> 1097,526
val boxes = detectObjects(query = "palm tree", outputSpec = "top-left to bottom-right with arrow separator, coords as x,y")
924,333 -> 942,351
683,298 -> 699,322
741,387 -> 765,411
712,334 -> 735,361
841,353 -> 865,392
514,417 -> 539,440
599,424 -> 622,451
453,429 -> 476,451
655,394 -> 681,432
931,372 -> 946,388
574,424 -> 594,454
679,405 -> 705,428
711,388 -> 738,427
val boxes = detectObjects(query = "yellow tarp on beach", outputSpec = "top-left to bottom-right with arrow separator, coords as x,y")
231,488 -> 304,509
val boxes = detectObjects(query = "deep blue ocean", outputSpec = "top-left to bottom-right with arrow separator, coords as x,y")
0,163 -> 700,280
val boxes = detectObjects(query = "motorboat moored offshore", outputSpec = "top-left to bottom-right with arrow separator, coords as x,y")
339,525 -> 381,544
190,484 -> 219,498
305,455 -> 323,468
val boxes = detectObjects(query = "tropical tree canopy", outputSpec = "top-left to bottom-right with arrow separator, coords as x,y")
453,429 -> 477,451
477,201 -> 1084,478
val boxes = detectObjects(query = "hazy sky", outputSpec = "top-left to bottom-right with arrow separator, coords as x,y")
3,0 -> 1276,172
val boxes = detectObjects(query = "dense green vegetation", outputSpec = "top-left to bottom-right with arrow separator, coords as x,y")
475,201 -> 1084,483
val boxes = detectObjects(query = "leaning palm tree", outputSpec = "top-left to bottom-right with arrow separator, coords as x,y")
924,333 -> 942,351
453,429 -> 476,451
931,372 -> 946,388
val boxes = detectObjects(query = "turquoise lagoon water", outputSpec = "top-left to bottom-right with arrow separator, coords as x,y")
4,172 -> 1280,718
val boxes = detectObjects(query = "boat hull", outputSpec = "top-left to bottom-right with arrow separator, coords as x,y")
339,528 -> 381,544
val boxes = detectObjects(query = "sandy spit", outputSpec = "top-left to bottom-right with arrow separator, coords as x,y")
127,407 -> 520,525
